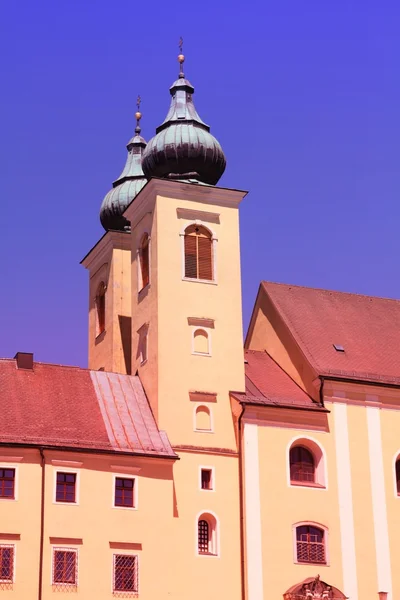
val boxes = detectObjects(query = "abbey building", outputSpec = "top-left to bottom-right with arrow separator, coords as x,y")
0,51 -> 399,600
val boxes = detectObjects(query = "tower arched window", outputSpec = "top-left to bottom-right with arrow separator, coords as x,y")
197,513 -> 218,555
138,233 -> 150,291
295,525 -> 326,564
195,406 -> 212,431
193,329 -> 210,355
96,282 -> 106,336
184,225 -> 213,281
395,457 -> 400,495
290,445 -> 315,483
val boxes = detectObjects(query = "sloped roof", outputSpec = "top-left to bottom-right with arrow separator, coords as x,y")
262,281 -> 400,385
232,350 -> 323,411
0,359 -> 176,458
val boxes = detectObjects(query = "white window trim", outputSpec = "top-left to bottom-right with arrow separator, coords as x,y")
180,220 -> 218,284
137,231 -> 151,295
112,474 -> 138,511
51,547 -> 78,586
191,327 -> 212,357
195,510 -> 220,558
292,521 -> 330,566
0,543 -> 16,583
199,466 -> 215,492
286,435 -> 328,490
53,468 -> 80,506
392,451 -> 400,498
112,552 -> 139,595
0,464 -> 19,502
193,404 -> 214,433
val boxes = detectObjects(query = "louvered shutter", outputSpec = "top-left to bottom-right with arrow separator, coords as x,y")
141,241 -> 149,289
198,236 -> 212,280
184,234 -> 197,278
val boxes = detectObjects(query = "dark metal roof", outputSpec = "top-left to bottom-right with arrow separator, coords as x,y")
142,70 -> 226,186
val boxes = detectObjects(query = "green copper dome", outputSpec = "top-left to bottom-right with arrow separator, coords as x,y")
142,59 -> 226,185
100,119 -> 147,231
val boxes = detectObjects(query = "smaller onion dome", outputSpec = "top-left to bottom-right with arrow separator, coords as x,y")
100,100 -> 147,231
142,47 -> 226,186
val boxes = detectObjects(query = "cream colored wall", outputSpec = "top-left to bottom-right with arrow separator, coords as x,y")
87,244 -> 131,374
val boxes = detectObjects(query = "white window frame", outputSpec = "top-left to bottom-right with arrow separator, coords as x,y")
51,547 -> 78,586
286,435 -> 328,490
0,543 -> 16,583
292,521 -> 330,566
112,552 -> 139,595
137,231 -> 151,295
199,466 -> 215,492
191,328 -> 212,357
112,474 -> 138,511
0,464 -> 19,502
53,468 -> 80,506
193,404 -> 214,433
195,510 -> 220,558
180,221 -> 218,285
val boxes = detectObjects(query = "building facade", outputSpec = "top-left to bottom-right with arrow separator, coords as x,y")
0,51 -> 398,600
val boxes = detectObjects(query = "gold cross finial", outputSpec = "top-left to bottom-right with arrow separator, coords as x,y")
136,95 -> 141,112
178,36 -> 185,75
135,95 -> 142,132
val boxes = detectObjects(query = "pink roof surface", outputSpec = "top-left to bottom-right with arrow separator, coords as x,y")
0,359 -> 176,458
234,350 -> 322,410
263,281 -> 400,385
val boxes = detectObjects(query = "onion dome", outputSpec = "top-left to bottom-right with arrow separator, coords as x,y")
100,99 -> 147,231
142,45 -> 226,186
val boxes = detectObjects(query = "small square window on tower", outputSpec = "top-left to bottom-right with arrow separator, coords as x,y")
200,468 -> 214,491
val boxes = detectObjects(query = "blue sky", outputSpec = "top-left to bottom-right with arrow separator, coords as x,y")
0,1 -> 399,367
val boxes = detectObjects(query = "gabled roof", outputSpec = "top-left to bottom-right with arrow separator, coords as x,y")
232,350 -> 324,411
262,281 -> 400,385
0,359 -> 176,458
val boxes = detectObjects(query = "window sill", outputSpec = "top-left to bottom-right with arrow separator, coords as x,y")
0,497 -> 16,501
195,429 -> 214,434
183,277 -> 217,286
113,505 -> 137,511
138,283 -> 150,299
95,330 -> 106,344
198,552 -> 218,558
290,481 -> 326,489
140,359 -> 148,367
296,560 -> 327,566
192,352 -> 212,357
53,501 -> 78,506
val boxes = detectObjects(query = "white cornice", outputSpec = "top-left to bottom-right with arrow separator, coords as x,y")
81,230 -> 131,270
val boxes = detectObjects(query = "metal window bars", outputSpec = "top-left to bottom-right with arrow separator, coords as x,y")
113,554 -> 138,596
52,549 -> 78,590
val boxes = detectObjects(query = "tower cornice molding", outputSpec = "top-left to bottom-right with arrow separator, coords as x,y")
81,230 -> 131,270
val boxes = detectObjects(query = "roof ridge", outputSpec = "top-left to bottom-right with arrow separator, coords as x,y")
262,280 -> 400,303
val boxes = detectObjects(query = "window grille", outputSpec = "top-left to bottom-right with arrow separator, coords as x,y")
0,545 -> 14,587
56,472 -> 76,503
113,554 -> 138,595
115,478 -> 134,508
184,225 -> 213,281
290,446 -> 315,483
139,234 -> 150,291
296,526 -> 326,564
396,459 -> 400,495
198,519 -> 210,554
52,549 -> 77,588
201,469 -> 212,490
0,469 -> 15,499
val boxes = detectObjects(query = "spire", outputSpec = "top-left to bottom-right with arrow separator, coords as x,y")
100,97 -> 147,231
142,43 -> 226,186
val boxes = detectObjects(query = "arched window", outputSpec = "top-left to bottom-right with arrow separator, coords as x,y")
138,233 -> 150,291
296,525 -> 326,564
290,446 -> 315,483
197,513 -> 218,555
396,458 -> 400,495
195,406 -> 211,431
193,329 -> 209,355
184,225 -> 213,281
96,282 -> 106,336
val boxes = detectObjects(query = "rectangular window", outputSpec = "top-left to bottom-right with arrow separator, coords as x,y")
113,554 -> 138,593
53,549 -> 77,585
0,546 -> 14,582
201,469 -> 212,490
114,478 -> 135,508
0,469 -> 15,499
56,472 -> 76,503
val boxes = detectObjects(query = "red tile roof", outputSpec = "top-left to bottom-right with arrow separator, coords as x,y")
263,281 -> 400,385
0,359 -> 176,458
233,350 -> 323,410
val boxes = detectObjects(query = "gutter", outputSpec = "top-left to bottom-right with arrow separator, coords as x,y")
238,403 -> 246,600
38,448 -> 45,600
